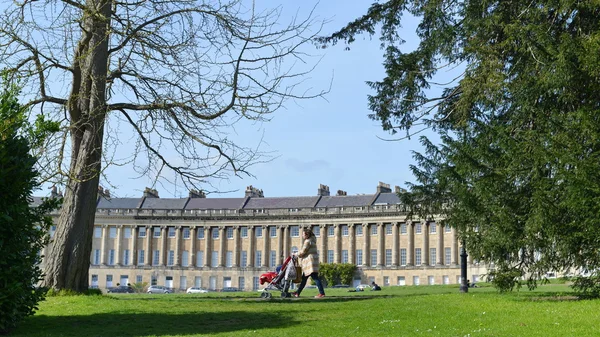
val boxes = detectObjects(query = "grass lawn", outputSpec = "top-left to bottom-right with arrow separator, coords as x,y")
12,283 -> 600,337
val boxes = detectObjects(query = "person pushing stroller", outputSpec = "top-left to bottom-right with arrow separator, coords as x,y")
293,228 -> 326,298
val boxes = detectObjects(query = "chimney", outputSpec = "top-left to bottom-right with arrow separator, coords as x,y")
189,189 -> 206,198
317,184 -> 330,196
377,181 -> 392,193
245,185 -> 264,198
395,185 -> 407,194
50,185 -> 59,198
143,187 -> 160,198
336,190 -> 347,196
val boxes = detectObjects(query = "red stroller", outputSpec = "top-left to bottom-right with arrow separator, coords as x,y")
259,255 -> 300,298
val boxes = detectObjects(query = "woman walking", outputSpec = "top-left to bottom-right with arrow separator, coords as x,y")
293,227 -> 326,298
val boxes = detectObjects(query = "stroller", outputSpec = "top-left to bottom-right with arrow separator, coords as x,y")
259,255 -> 301,298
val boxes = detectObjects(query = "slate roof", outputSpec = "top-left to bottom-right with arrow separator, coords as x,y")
244,196 -> 320,209
315,194 -> 376,208
97,197 -> 143,209
140,198 -> 188,209
185,197 -> 246,210
373,193 -> 401,205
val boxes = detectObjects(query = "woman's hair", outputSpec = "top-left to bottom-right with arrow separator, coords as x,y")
303,227 -> 315,238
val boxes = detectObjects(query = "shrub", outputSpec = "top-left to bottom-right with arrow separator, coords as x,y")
0,81 -> 60,334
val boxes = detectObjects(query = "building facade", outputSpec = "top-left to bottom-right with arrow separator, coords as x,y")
41,183 -> 488,291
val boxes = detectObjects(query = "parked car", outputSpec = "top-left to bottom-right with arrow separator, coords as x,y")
355,284 -> 371,291
186,287 -> 209,294
221,287 -> 239,292
147,285 -> 172,294
107,285 -> 134,293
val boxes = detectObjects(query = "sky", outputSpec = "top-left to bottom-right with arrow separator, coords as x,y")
40,1 -> 449,199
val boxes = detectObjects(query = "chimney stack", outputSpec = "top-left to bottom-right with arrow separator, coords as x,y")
377,181 -> 392,193
336,190 -> 347,196
395,185 -> 407,194
317,184 -> 330,196
143,187 -> 160,198
245,185 -> 264,198
189,189 -> 206,198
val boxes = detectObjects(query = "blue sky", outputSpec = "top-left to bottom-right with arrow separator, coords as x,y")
77,1 -> 446,199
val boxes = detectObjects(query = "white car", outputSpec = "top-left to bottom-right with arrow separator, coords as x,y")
186,287 -> 209,294
147,285 -> 172,294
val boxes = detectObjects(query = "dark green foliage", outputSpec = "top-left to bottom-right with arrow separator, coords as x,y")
0,81 -> 60,334
319,263 -> 357,286
323,1 -> 600,295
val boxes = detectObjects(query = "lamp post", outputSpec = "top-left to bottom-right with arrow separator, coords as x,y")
459,240 -> 469,293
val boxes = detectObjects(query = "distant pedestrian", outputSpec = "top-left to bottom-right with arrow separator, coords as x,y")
371,282 -> 381,291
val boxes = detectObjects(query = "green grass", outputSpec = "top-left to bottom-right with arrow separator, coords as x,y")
12,284 -> 600,337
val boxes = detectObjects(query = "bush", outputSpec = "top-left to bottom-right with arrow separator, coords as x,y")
319,263 -> 357,286
0,82 -> 60,334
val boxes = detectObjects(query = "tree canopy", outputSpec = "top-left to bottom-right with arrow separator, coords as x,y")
321,0 -> 600,292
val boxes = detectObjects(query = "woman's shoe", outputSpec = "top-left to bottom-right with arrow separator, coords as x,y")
314,294 -> 325,298
292,292 -> 299,298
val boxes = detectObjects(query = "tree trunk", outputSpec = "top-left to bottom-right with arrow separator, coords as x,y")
42,0 -> 111,292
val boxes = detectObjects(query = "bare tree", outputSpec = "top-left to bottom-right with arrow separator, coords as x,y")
0,0 -> 324,291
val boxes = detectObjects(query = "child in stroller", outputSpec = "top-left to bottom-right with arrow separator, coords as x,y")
259,255 -> 300,298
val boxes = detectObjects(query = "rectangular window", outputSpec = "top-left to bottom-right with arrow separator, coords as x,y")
151,275 -> 157,286
415,248 -> 422,266
356,225 -> 363,236
445,247 -> 451,266
109,227 -> 117,238
194,276 -> 202,288
415,223 -> 422,234
253,277 -> 259,290
139,227 -> 146,238
428,276 -> 435,285
342,225 -> 349,236
94,227 -> 102,238
183,227 -> 190,239
397,276 -> 406,286
196,251 -> 204,267
255,227 -> 263,238
212,228 -> 219,239
123,249 -> 130,266
270,250 -> 276,268
106,275 -> 113,288
197,228 -> 205,239
443,275 -> 449,285
136,275 -> 143,283
108,249 -> 115,265
370,249 -> 377,266
384,276 -> 389,286
153,250 -> 160,266
445,224 -> 452,233
291,226 -> 300,237
180,276 -> 187,290
153,227 -> 161,238
385,224 -> 392,235
430,222 -> 436,234
342,250 -> 348,263
371,225 -> 377,236
227,227 -> 233,239
211,251 -> 218,267
93,249 -> 100,265
270,226 -> 277,237
241,251 -> 247,267
226,251 -> 233,268
430,248 -> 436,266
239,277 -> 245,290
255,251 -> 262,266
400,249 -> 407,266
400,223 -> 407,234
241,227 -> 248,238
356,249 -> 363,265
327,250 -> 334,263
385,249 -> 392,266
313,226 -> 320,237
168,250 -> 175,266
182,251 -> 189,267
124,227 -> 132,239
327,226 -> 334,237
138,250 -> 145,265
413,276 -> 420,286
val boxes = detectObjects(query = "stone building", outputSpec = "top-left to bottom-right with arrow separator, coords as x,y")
40,182 -> 488,291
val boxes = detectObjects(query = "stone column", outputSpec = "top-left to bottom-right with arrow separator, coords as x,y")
175,226 -> 181,267
407,221 -> 414,266
233,226 -> 239,267
160,226 -> 167,266
378,223 -> 385,266
219,226 -> 226,267
423,222 -> 430,266
452,227 -> 458,265
320,224 -> 327,264
131,226 -> 138,266
276,226 -> 283,265
262,226 -> 269,268
363,223 -> 370,266
334,224 -> 341,263
392,222 -> 399,266
115,225 -> 122,266
204,226 -> 211,268
349,224 -> 355,265
100,225 -> 108,265
190,227 -> 196,268
282,226 -> 289,259
247,226 -> 254,267
437,222 -> 444,265
145,226 -> 152,265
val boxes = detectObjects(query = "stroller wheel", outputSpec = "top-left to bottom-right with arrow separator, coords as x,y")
266,292 -> 272,299
281,292 -> 290,298
260,292 -> 267,298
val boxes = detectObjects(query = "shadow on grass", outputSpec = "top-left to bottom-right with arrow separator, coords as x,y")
12,311 -> 299,337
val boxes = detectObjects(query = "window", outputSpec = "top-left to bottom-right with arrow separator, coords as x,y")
413,276 -> 420,286
255,251 -> 262,266
94,227 -> 102,238
385,224 -> 392,235
445,247 -> 451,265
123,249 -> 130,265
291,246 -> 299,255
415,223 -> 422,234
445,224 -> 452,233
255,227 -> 263,238
270,250 -> 276,268
108,249 -> 115,265
398,276 -> 406,286
226,251 -> 233,268
356,225 -> 363,236
342,225 -> 349,236
124,227 -> 132,239
430,248 -> 436,266
327,226 -> 334,237
136,275 -> 143,283
153,250 -> 160,266
138,250 -> 145,265
430,222 -> 436,234
313,226 -> 320,237
195,276 -> 202,287
443,275 -> 450,285
400,249 -> 407,266
182,251 -> 189,267
385,249 -> 392,266
415,248 -> 422,266
226,227 -> 233,239
212,228 -> 219,239
342,250 -> 348,263
211,251 -> 218,267
400,223 -> 407,234
327,250 -> 334,263
50,225 -> 56,238
139,227 -> 146,238
290,226 -> 299,237
270,226 -> 277,237
241,227 -> 248,238
180,276 -> 187,290
168,250 -> 175,266
106,275 -> 113,288
153,227 -> 161,238
241,251 -> 247,267
384,276 -> 389,286
370,249 -> 377,266
197,228 -> 205,239
356,249 -> 363,265
91,274 -> 99,288
196,251 -> 204,267
151,275 -> 157,286
109,227 -> 117,238
93,249 -> 100,265
183,227 -> 190,239
371,225 -> 377,236
239,277 -> 245,291
253,277 -> 259,290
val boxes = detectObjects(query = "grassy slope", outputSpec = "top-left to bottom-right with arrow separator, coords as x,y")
12,284 -> 600,337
